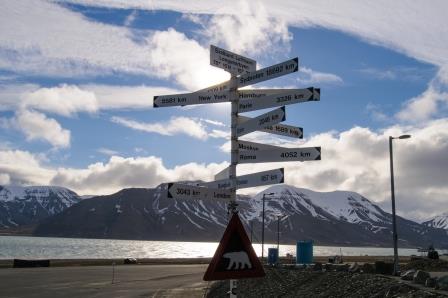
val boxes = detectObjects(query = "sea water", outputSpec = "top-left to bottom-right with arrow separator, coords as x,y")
1,236 -> 439,260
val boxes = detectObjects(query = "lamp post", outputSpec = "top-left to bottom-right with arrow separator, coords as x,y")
389,134 -> 411,276
276,215 -> 288,252
262,192 -> 275,259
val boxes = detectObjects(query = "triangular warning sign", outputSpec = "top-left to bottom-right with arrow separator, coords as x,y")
203,213 -> 265,281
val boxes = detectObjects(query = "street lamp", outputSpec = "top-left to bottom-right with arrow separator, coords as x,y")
389,134 -> 411,276
276,214 -> 288,252
262,192 -> 275,259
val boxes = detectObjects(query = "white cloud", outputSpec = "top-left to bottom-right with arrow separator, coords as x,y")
0,83 -> 181,112
186,1 -> 291,56
12,109 -> 71,148
297,67 -> 343,85
147,28 -> 228,90
97,148 -> 119,156
200,118 -> 226,127
82,84 -> 180,110
0,1 -> 226,90
124,10 -> 138,27
366,103 -> 389,122
61,0 -> 448,123
396,72 -> 448,122
50,156 -> 228,195
0,173 -> 10,185
0,149 -> 54,185
359,66 -> 430,82
111,116 -> 209,140
21,84 -> 98,117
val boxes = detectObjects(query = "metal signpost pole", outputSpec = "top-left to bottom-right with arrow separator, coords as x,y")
229,74 -> 238,298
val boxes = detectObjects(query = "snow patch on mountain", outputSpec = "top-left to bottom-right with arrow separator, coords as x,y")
0,185 -> 81,228
248,184 -> 391,226
423,212 -> 448,230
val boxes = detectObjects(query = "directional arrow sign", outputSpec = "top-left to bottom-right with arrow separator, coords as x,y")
238,146 -> 321,164
238,87 -> 317,113
210,45 -> 256,75
313,88 -> 321,101
197,80 -> 233,93
236,106 -> 285,137
238,140 -> 282,152
167,183 -> 232,201
238,115 -> 303,139
201,168 -> 284,190
153,90 -> 229,108
238,58 -> 298,88
214,166 -> 230,181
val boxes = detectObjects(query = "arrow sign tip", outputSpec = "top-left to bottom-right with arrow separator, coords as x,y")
314,88 -> 321,101
315,147 -> 321,160
280,168 -> 285,183
293,57 -> 299,72
167,182 -> 174,198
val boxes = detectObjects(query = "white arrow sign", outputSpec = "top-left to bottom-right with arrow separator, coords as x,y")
167,183 -> 232,201
238,87 -> 318,113
200,168 -> 284,190
214,166 -> 230,180
210,45 -> 256,75
236,106 -> 285,137
238,58 -> 298,88
153,90 -> 229,108
238,140 -> 282,152
238,115 -> 303,139
238,146 -> 321,163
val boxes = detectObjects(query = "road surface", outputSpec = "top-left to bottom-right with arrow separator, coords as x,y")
0,264 -> 210,297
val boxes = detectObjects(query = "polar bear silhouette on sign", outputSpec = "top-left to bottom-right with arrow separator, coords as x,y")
223,251 -> 252,270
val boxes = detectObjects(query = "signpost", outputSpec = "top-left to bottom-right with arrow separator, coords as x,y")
239,115 -> 303,139
238,140 -> 282,151
153,90 -> 229,108
153,45 -> 322,295
167,183 -> 233,201
200,168 -> 284,190
236,106 -> 286,137
238,146 -> 321,164
237,87 -> 319,113
214,166 -> 230,180
211,45 -> 256,75
237,58 -> 299,88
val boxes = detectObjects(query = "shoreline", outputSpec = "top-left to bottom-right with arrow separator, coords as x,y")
0,255 -> 413,269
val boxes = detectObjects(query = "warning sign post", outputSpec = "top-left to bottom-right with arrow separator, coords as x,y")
203,213 -> 265,281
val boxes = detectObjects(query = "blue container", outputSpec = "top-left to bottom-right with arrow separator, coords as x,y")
268,248 -> 279,265
296,240 -> 313,264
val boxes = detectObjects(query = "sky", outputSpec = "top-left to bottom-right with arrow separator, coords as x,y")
0,0 -> 447,222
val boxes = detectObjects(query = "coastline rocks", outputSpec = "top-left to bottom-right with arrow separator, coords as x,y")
425,277 -> 437,288
413,270 -> 430,285
207,268 -> 445,297
435,275 -> 448,291
400,269 -> 416,281
375,261 -> 394,275
349,262 -> 360,273
362,263 -> 375,273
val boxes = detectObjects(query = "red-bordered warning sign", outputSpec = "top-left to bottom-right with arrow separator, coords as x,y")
203,213 -> 265,281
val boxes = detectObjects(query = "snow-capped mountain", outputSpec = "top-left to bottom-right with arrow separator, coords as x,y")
422,212 -> 448,230
0,185 -> 81,228
34,184 -> 448,247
